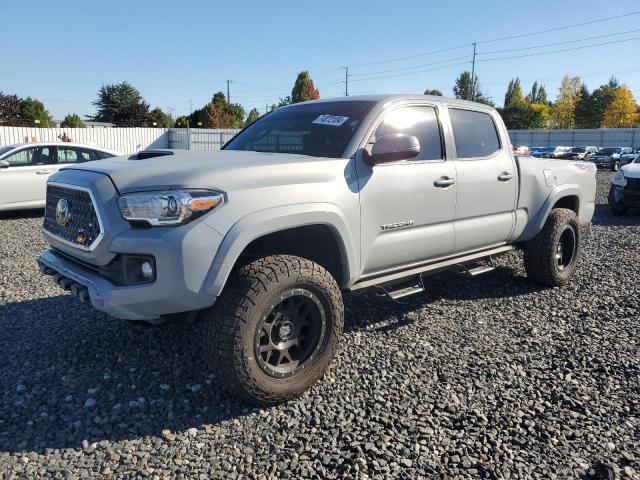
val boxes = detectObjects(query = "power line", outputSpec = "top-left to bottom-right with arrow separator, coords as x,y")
349,61 -> 470,83
479,36 -> 640,62
478,28 -> 640,55
346,44 -> 470,69
349,54 -> 471,77
476,10 -> 640,44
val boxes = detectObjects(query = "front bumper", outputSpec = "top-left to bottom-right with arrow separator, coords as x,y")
611,185 -> 640,208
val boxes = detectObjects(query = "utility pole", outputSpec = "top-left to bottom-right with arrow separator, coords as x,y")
470,42 -> 477,101
265,104 -> 269,114
344,67 -> 349,96
226,79 -> 231,103
188,99 -> 193,150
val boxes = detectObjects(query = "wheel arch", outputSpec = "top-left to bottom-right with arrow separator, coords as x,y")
202,204 -> 358,296
519,185 -> 582,242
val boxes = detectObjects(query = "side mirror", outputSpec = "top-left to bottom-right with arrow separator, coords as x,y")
368,134 -> 420,164
0,160 -> 9,169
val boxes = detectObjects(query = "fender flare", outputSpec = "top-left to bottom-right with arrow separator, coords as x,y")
202,203 -> 359,296
519,184 -> 582,242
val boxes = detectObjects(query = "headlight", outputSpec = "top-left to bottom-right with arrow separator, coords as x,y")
118,190 -> 224,226
611,171 -> 627,187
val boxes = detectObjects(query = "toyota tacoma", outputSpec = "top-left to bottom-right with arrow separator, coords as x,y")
38,95 -> 597,404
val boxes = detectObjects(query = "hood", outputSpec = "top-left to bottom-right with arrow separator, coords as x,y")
62,150 -> 344,193
621,162 -> 640,179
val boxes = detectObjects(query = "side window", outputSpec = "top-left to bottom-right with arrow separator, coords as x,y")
57,147 -> 79,164
373,106 -> 443,161
3,147 -> 53,166
449,108 -> 501,159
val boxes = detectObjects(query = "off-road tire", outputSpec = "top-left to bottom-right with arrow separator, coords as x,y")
608,186 -> 629,216
524,208 -> 580,287
201,255 -> 344,405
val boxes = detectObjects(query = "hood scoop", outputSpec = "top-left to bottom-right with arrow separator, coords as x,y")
131,149 -> 175,160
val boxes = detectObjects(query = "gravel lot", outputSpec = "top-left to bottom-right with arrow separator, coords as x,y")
0,171 -> 638,479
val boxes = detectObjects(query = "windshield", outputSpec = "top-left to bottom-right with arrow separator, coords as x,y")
570,147 -> 585,153
224,101 -> 375,158
599,147 -> 621,155
0,146 -> 16,157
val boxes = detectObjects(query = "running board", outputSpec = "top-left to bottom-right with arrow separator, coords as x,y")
351,245 -> 514,292
464,265 -> 495,276
387,282 -> 425,300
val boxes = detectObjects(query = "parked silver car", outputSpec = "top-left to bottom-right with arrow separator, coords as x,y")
0,142 -> 119,211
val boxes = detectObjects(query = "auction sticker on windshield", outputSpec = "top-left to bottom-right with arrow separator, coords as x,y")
313,115 -> 349,127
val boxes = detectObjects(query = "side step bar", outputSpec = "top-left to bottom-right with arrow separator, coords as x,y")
464,265 -> 495,276
352,244 -> 514,292
387,281 -> 425,300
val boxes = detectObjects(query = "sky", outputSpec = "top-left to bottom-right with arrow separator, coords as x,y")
2,0 -> 640,121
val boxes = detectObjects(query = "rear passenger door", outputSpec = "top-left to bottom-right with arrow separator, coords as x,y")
447,107 -> 517,252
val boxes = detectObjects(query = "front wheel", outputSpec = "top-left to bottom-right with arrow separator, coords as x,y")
201,255 -> 344,405
524,208 -> 580,287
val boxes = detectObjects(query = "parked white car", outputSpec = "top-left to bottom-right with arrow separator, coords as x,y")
609,155 -> 640,215
0,143 -> 119,211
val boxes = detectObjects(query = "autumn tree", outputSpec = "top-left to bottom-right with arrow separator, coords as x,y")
291,71 -> 320,103
550,75 -> 581,129
61,113 -> 86,128
602,86 -> 639,127
245,108 -> 260,126
190,91 -> 245,128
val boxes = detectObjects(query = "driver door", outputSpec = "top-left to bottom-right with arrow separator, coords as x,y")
357,104 -> 457,276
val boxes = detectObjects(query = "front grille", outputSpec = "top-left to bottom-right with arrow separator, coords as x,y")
43,184 -> 102,250
627,178 -> 640,192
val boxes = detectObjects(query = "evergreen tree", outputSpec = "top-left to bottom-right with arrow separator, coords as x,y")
291,71 -> 320,103
424,89 -> 443,96
92,81 -> 152,126
0,92 -> 23,126
453,71 -> 493,106
504,78 -> 525,108
245,108 -> 260,126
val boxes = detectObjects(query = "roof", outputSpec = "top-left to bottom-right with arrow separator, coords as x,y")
291,94 -> 492,110
1,142 -> 119,153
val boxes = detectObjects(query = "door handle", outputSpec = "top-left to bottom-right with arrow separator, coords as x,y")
434,176 -> 456,188
498,172 -> 513,182
35,169 -> 53,175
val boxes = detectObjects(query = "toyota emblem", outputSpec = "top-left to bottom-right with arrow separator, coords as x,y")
55,198 -> 71,226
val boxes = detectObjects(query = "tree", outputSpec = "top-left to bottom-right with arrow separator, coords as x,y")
174,116 -> 189,128
60,113 -> 86,128
0,92 -> 23,126
453,71 -> 493,106
245,108 -> 260,126
190,91 -> 245,128
424,89 -> 443,96
92,81 -> 153,126
149,108 -> 173,127
550,75 -> 581,129
277,96 -> 292,107
575,84 -> 594,128
291,71 -> 320,103
526,81 -> 549,105
602,86 -> 639,128
20,97 -> 52,127
504,78 -> 525,108
581,77 -> 619,128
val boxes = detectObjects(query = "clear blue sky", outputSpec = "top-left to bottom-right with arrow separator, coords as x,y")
2,0 -> 640,121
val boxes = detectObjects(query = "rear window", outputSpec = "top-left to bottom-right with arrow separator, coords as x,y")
449,108 -> 501,159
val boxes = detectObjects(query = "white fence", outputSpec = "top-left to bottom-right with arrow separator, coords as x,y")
508,128 -> 640,148
0,127 -> 169,154
168,129 -> 240,150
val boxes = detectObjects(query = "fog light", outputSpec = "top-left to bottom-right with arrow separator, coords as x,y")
141,261 -> 154,280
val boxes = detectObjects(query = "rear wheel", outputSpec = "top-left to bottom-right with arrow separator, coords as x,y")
201,255 -> 344,405
524,208 -> 580,287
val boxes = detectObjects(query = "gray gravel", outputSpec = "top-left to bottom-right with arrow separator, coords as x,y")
1,171 -> 639,479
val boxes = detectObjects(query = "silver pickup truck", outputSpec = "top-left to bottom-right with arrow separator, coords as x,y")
38,95 -> 596,404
